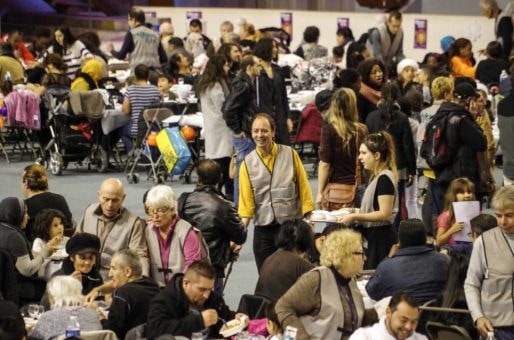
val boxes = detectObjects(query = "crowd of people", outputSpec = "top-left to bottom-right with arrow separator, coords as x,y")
0,0 -> 514,339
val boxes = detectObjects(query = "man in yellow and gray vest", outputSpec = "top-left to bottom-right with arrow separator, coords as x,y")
238,113 -> 314,272
465,186 -> 514,338
77,178 -> 149,281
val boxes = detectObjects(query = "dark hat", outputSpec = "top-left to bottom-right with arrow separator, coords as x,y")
398,219 -> 427,248
315,89 -> 334,113
453,82 -> 479,100
66,233 -> 101,256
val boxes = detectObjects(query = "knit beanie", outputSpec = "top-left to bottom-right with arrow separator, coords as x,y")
397,58 -> 419,75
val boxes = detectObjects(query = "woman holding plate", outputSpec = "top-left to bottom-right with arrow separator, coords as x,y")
337,132 -> 398,269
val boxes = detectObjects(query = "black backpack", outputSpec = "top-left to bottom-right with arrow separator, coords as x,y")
420,111 -> 462,171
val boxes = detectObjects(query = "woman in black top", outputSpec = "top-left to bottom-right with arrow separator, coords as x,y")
338,132 -> 399,269
22,164 -> 74,240
366,82 -> 417,227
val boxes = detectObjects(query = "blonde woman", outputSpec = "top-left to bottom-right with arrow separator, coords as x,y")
338,132 -> 399,269
276,229 -> 376,340
316,88 -> 368,210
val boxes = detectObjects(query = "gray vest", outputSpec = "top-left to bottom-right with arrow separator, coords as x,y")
360,170 -> 398,228
145,219 -> 210,287
377,23 -> 403,66
81,204 -> 140,280
299,267 -> 364,340
244,145 -> 301,226
129,25 -> 161,71
481,228 -> 514,326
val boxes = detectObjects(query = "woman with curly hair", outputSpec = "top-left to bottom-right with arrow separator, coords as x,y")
32,209 -> 69,280
276,229 -> 377,340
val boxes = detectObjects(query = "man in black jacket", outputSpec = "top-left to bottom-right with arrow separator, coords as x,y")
99,249 -> 160,339
178,159 -> 247,294
222,54 -> 261,206
147,260 -> 248,339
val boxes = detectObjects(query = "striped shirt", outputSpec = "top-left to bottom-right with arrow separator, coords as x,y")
48,40 -> 92,80
125,84 -> 161,136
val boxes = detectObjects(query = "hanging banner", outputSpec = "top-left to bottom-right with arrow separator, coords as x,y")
337,18 -> 350,30
186,11 -> 202,20
281,12 -> 293,39
414,19 -> 427,49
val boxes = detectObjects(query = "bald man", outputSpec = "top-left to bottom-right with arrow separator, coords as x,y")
78,178 -> 149,280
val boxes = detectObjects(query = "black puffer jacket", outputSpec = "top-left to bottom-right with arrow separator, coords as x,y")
177,186 -> 247,275
146,273 -> 235,339
222,71 -> 257,135
434,102 -> 487,188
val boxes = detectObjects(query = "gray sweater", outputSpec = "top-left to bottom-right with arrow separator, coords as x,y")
29,306 -> 102,340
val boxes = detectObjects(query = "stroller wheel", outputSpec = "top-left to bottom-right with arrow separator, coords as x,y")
35,157 -> 48,169
50,152 -> 64,176
133,173 -> 140,184
155,174 -> 166,184
96,148 -> 109,173
126,174 -> 134,184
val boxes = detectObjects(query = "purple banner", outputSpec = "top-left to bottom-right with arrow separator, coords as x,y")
414,19 -> 427,49
337,18 -> 350,30
281,12 -> 293,39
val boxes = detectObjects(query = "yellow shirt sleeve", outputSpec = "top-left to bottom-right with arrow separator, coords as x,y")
293,149 -> 315,216
238,160 -> 255,218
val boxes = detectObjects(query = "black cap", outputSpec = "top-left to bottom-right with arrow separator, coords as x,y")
66,233 -> 101,256
315,89 -> 334,113
453,82 -> 479,100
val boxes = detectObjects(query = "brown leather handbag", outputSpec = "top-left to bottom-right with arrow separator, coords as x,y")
321,135 -> 361,211
322,183 -> 357,211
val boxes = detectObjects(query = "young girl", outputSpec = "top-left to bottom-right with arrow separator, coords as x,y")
449,38 -> 476,79
32,209 -> 69,280
436,177 -> 476,247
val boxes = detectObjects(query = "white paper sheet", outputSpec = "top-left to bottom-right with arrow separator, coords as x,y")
452,201 -> 480,242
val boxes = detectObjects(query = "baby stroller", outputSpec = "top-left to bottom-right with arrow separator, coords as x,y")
126,106 -> 174,184
41,88 -> 108,175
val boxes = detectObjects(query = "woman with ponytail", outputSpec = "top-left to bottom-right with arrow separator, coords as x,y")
338,131 -> 399,269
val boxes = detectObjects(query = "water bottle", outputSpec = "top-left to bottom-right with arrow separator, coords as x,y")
65,316 -> 80,337
283,325 -> 298,340
499,69 -> 510,96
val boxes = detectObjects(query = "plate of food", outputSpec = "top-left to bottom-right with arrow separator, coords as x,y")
219,316 -> 248,337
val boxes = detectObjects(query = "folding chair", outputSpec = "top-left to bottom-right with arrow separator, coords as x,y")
126,107 -> 174,184
292,103 -> 323,176
425,321 -> 473,340
237,294 -> 270,320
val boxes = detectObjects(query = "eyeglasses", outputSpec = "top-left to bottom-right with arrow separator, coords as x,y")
145,207 -> 170,216
353,251 -> 366,258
